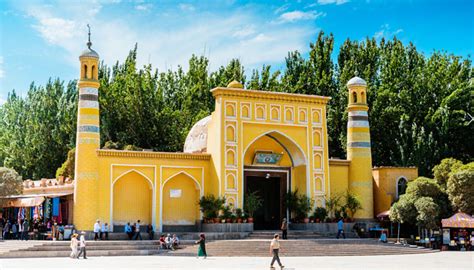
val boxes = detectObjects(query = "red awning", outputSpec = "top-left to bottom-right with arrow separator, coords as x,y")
442,212 -> 474,228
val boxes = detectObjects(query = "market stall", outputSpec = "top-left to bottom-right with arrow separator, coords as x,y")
441,212 -> 474,251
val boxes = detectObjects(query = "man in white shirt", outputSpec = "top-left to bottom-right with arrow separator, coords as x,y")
269,233 -> 284,269
77,232 -> 87,259
93,220 -> 100,241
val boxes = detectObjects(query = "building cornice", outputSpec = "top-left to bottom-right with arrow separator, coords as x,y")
211,87 -> 330,105
97,149 -> 211,160
329,158 -> 351,166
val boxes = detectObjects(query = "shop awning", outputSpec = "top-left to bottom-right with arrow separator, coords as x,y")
377,210 -> 390,219
3,191 -> 73,199
442,212 -> 474,228
1,196 -> 45,208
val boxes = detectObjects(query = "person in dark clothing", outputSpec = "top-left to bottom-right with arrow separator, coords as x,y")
147,224 -> 154,240
196,233 -> 207,259
281,218 -> 288,240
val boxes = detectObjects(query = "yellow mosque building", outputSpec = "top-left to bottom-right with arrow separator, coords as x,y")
73,38 -> 417,232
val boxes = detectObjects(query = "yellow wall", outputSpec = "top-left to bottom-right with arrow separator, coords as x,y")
373,167 -> 418,215
329,159 -> 350,197
162,173 -> 200,225
93,151 -> 210,231
113,170 -> 152,225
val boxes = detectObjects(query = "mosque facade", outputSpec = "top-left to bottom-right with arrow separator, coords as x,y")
73,40 -> 417,231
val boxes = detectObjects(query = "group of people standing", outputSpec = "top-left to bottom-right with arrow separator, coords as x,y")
93,219 -> 110,240
1,218 -> 29,240
124,220 -> 152,240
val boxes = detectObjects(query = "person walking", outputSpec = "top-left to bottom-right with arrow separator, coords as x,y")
195,233 -> 207,259
93,220 -> 100,241
269,233 -> 284,269
133,220 -> 142,240
281,218 -> 288,240
336,218 -> 345,239
70,233 -> 79,258
77,232 -> 87,259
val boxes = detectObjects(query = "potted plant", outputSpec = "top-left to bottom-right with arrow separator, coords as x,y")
221,205 -> 233,223
345,191 -> 362,221
325,194 -> 342,221
285,189 -> 300,222
199,194 -> 225,223
235,208 -> 243,223
297,194 -> 313,223
313,207 -> 327,223
244,191 -> 262,223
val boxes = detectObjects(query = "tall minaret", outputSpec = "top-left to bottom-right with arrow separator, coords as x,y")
73,25 -> 100,230
346,73 -> 374,219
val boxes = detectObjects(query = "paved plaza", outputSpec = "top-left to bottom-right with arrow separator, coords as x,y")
0,252 -> 472,270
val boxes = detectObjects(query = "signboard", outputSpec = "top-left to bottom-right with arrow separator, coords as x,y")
442,228 -> 450,245
253,151 -> 283,165
170,189 -> 182,198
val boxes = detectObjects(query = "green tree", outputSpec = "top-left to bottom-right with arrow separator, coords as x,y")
56,148 -> 75,179
446,162 -> 474,214
414,197 -> 439,230
432,158 -> 463,189
0,167 -> 23,204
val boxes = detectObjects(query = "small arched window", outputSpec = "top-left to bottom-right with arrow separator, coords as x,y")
352,91 -> 357,103
91,65 -> 96,79
361,91 -> 365,103
83,64 -> 88,79
397,177 -> 407,198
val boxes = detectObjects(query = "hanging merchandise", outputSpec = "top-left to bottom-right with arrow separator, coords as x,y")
52,197 -> 60,217
44,198 -> 51,219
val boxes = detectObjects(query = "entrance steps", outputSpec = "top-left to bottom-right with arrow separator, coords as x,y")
172,239 -> 438,257
247,230 -> 359,239
0,240 -> 193,258
105,231 -> 250,241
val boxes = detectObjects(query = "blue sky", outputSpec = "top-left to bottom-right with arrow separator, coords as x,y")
0,0 -> 473,104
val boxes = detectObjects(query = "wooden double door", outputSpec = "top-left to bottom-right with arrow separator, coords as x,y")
244,167 -> 289,230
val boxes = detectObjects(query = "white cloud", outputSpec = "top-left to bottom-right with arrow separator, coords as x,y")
21,2 -> 319,77
135,4 -> 153,11
179,3 -> 195,12
318,0 -> 350,5
0,97 -> 6,105
0,56 -> 4,79
274,4 -> 290,14
278,10 -> 325,23
374,24 -> 403,40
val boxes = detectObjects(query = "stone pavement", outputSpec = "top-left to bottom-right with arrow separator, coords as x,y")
0,251 -> 472,270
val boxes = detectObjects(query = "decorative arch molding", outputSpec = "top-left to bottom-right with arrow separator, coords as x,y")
113,169 -> 153,188
243,129 -> 307,167
162,170 -> 202,192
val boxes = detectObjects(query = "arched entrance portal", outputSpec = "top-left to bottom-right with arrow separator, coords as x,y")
243,131 -> 307,230
113,170 -> 152,226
